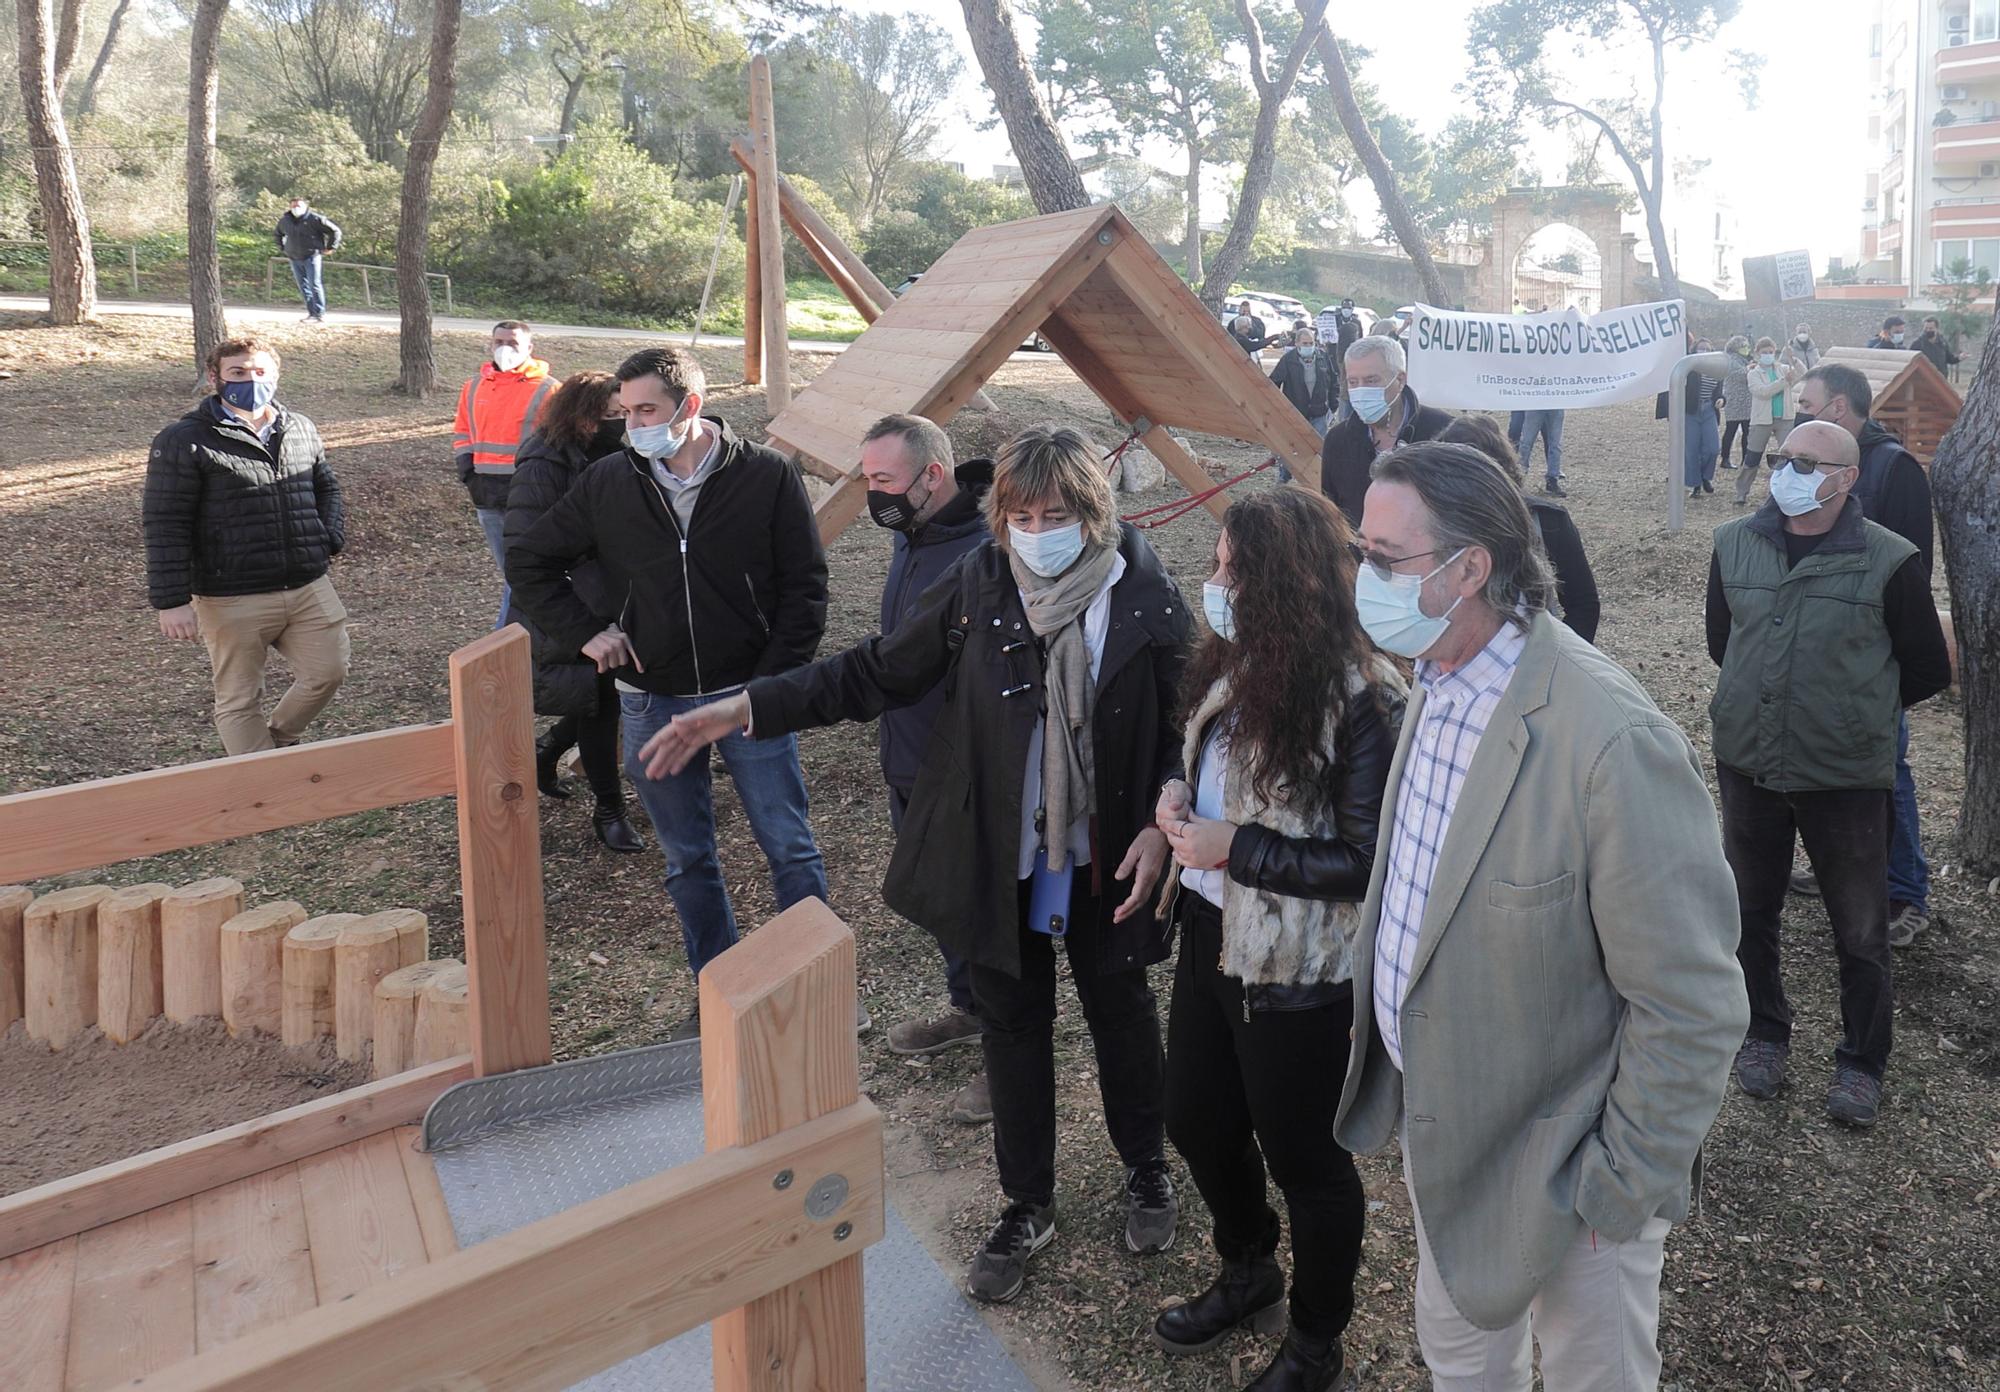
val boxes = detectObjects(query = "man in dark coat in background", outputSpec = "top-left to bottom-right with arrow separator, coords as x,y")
274,195 -> 342,323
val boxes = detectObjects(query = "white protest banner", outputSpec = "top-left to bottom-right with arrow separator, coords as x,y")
1406,299 -> 1687,411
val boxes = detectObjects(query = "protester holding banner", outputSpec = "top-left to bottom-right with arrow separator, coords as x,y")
1685,338 -> 1723,500
1319,335 -> 1451,528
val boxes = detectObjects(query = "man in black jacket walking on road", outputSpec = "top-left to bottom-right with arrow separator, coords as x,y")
275,195 -> 342,323
144,335 -> 349,755
859,413 -> 997,1123
508,346 -> 832,1036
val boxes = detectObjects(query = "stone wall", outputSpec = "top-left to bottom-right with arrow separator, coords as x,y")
1284,248 -> 1478,312
1688,299 -> 1911,351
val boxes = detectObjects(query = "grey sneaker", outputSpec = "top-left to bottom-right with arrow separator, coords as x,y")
1125,1162 -> 1178,1254
949,1071 -> 993,1125
1888,901 -> 1931,949
966,1201 -> 1055,1303
1734,1039 -> 1789,1100
855,999 -> 873,1035
1789,868 -> 1821,897
887,1009 -> 982,1056
1826,1066 -> 1882,1128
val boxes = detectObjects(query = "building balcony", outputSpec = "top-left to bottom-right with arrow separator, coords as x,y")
1933,195 -> 2000,238
1880,218 -> 1904,254
1934,118 -> 2000,163
1816,282 -> 1909,301
1937,38 -> 2000,85
1864,225 -> 1880,258
1881,158 -> 1905,190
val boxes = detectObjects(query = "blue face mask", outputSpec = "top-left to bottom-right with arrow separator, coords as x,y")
1349,385 -> 1393,425
1201,581 -> 1235,641
627,414 -> 688,461
1008,522 -> 1086,578
1353,549 -> 1466,658
1758,353 -> 1776,366
219,378 -> 277,413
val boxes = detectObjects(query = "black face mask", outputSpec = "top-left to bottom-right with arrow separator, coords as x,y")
591,418 -> 627,456
866,472 -> 934,532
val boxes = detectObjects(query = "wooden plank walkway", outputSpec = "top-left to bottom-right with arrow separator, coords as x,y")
0,1128 -> 457,1391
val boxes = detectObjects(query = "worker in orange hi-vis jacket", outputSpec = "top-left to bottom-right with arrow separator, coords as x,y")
455,319 -> 554,628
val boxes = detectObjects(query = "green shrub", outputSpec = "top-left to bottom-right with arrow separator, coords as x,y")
224,110 -> 374,202
860,162 -> 1034,285
780,174 -> 858,279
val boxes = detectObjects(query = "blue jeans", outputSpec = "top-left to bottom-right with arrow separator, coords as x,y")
620,689 -> 829,980
1516,409 -> 1564,483
1888,711 -> 1929,911
1684,410 -> 1719,487
475,506 -> 512,630
289,254 -> 325,318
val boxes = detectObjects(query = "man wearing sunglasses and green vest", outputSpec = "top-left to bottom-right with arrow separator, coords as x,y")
1705,421 -> 1951,1129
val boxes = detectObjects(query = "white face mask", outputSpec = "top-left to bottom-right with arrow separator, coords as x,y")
492,344 -> 530,372
627,410 -> 690,461
1201,581 -> 1236,640
1353,549 -> 1466,658
1770,465 -> 1836,517
1008,522 -> 1086,578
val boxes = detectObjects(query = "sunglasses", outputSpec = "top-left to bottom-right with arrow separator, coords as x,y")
1774,454 -> 1843,475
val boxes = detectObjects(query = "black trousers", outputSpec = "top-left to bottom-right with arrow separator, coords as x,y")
1720,417 -> 1750,465
545,673 -> 624,807
966,883 -> 1165,1208
1164,897 -> 1364,1340
1718,764 -> 1894,1078
887,787 -> 975,1016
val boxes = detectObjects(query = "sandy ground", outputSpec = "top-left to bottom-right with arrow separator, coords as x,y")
1,312 -> 1995,1389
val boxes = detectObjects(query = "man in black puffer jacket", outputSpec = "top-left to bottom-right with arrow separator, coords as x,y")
144,335 -> 349,754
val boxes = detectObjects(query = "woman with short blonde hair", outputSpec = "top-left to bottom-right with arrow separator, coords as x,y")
1737,335 -> 1805,506
643,423 -> 1192,1305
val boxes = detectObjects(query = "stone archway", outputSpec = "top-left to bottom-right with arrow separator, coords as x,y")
1474,186 -> 1648,312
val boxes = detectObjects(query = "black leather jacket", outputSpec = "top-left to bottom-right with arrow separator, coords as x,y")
1179,683 -> 1401,1012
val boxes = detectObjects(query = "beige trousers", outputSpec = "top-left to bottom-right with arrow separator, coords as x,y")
1405,1140 -> 1670,1392
191,575 -> 351,755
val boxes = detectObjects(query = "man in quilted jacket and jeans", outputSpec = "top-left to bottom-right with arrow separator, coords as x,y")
144,336 -> 350,755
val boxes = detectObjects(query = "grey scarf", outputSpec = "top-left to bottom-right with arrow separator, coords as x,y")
1014,542 -> 1119,871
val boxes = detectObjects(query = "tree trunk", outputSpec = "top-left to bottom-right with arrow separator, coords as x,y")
1312,21 -> 1449,308
1200,0 -> 1326,307
15,0 -> 96,323
1931,292 -> 2000,874
73,0 -> 130,119
959,0 -> 1089,213
1644,31 -> 1678,298
187,0 -> 230,374
556,68 -> 585,145
1182,137 -> 1203,283
395,0 -> 462,397
52,0 -> 80,95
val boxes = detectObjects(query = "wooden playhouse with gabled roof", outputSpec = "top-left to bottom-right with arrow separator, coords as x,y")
1814,347 -> 1964,465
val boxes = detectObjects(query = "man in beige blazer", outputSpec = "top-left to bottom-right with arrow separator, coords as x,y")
1338,442 -> 1748,1391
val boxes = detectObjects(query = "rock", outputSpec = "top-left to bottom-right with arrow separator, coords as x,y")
1112,442 -> 1166,493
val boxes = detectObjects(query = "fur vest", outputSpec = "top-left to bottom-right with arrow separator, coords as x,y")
1181,658 -> 1406,987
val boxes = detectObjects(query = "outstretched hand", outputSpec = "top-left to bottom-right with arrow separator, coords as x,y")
1113,827 -> 1170,923
636,692 -> 752,779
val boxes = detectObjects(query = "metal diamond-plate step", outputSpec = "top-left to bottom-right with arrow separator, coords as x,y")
423,1048 -> 1034,1392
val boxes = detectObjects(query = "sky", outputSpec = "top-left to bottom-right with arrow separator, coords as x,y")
837,0 -> 1872,277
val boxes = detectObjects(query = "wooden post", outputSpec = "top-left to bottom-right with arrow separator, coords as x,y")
1139,426 -> 1231,522
448,628 -> 551,1077
333,917 -> 403,1063
220,901 -> 307,1038
0,884 -> 31,1033
282,914 -> 359,1047
748,55 -> 789,413
23,885 -> 111,1049
691,173 -> 744,347
702,898 -> 865,1392
128,243 -> 139,295
413,962 -> 470,1066
160,877 -> 244,1022
373,958 -> 458,1080
349,907 -> 427,969
744,173 -> 764,386
264,258 -> 274,301
98,882 -> 171,1044
359,265 -> 372,308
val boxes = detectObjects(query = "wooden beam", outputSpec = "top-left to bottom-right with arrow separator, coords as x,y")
0,1057 -> 471,1260
0,724 -> 456,884
703,899 -> 865,1392
1096,236 -> 1325,488
447,628 -> 551,1078
743,172 -> 763,386
748,56 -> 790,414
1036,310 -> 1146,423
1141,427 -> 1229,521
128,1101 -> 884,1392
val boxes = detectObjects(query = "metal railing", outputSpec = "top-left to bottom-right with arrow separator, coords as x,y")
266,256 -> 455,313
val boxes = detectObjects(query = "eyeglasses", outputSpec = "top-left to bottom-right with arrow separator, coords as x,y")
1348,540 -> 1439,582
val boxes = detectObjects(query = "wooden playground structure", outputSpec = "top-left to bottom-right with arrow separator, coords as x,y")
0,629 -> 883,1392
1814,346 -> 1964,465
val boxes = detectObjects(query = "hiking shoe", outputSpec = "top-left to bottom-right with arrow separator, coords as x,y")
966,1201 -> 1055,1303
1826,1066 -> 1882,1128
1543,478 -> 1568,497
887,1009 -> 982,1056
855,998 -> 873,1035
949,1071 -> 993,1125
1790,868 -> 1821,897
1702,480 -> 1716,494
1734,1039 -> 1788,1100
1125,1162 -> 1178,1254
1888,900 -> 1931,949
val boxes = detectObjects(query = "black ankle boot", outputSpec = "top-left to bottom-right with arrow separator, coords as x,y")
592,803 -> 644,853
1245,1327 -> 1344,1391
535,736 -> 572,800
1150,1254 -> 1286,1355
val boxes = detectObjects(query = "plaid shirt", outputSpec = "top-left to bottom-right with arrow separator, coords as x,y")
1372,621 -> 1529,1071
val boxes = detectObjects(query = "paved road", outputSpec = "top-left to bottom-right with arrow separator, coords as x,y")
0,294 -> 851,353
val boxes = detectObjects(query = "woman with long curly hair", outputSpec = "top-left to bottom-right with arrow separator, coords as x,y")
1151,487 -> 1404,1392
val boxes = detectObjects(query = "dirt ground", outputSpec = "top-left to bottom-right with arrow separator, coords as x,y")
1,313 -> 1995,1390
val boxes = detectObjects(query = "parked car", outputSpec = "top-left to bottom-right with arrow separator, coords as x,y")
895,274 -> 1049,352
